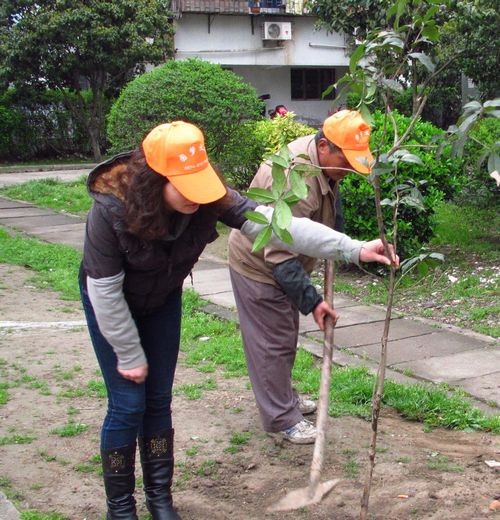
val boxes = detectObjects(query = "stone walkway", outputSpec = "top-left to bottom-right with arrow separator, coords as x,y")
0,168 -> 498,411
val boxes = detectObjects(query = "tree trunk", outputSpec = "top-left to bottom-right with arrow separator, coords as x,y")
88,123 -> 102,162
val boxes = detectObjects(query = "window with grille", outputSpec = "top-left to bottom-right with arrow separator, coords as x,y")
291,68 -> 336,100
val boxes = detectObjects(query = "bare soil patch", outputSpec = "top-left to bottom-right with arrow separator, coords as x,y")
0,264 -> 499,520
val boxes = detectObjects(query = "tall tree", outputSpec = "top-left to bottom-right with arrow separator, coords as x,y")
0,0 -> 174,160
311,0 -> 499,116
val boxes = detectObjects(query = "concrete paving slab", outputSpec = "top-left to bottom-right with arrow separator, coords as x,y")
203,291 -> 237,308
0,206 -> 59,218
301,304 -> 389,336
0,492 -> 20,520
0,170 -> 90,187
0,213 -> 81,232
307,317 -> 436,346
188,266 -> 232,295
395,347 -> 500,382
351,330 -> 486,366
31,225 -> 86,250
0,198 -> 32,209
455,372 -> 500,407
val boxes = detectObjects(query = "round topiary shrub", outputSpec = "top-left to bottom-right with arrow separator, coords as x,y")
340,110 -> 465,259
106,58 -> 264,165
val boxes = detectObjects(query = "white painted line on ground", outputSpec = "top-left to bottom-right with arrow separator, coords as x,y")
0,320 -> 87,330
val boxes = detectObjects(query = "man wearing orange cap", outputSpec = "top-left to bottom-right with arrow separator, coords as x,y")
228,110 -> 386,445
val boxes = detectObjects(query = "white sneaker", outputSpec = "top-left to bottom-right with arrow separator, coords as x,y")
298,397 -> 317,415
281,419 -> 317,444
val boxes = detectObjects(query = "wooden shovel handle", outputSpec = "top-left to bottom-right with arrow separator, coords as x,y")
308,259 -> 335,497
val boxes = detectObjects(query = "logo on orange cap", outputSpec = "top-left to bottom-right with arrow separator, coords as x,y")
142,121 -> 227,204
322,110 -> 374,174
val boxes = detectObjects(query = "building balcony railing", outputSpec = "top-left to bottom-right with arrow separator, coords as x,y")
171,0 -> 308,15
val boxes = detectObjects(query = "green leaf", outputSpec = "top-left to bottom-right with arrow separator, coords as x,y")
271,163 -> 287,196
381,77 -> 404,93
282,191 -> 301,206
400,153 -> 423,165
349,43 -> 366,74
409,52 -> 435,72
292,163 -> 321,176
483,99 -> 500,109
487,152 -> 500,174
322,83 -> 335,99
243,211 -> 269,226
245,188 -> 276,204
381,198 -> 397,207
270,154 -> 289,169
273,199 -> 293,230
251,225 -> 272,253
289,169 -> 308,199
272,225 -> 294,246
359,104 -> 374,126
421,22 -> 439,42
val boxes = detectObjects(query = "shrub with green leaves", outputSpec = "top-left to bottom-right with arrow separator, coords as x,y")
458,117 -> 500,207
219,113 -> 315,189
106,58 -> 264,163
0,87 -> 103,161
340,110 -> 465,259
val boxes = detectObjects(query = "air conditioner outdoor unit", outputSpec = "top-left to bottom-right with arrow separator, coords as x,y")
262,21 -> 292,40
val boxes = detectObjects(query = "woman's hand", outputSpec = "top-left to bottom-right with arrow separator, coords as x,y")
118,364 -> 149,384
312,301 -> 339,331
359,239 -> 399,268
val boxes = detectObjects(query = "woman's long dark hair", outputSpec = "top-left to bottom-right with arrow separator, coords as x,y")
123,149 -> 235,241
123,149 -> 170,240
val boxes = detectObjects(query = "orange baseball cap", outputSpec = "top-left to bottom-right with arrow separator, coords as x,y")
323,110 -> 374,174
142,121 -> 227,204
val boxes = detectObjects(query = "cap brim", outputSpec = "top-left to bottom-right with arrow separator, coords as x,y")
167,163 -> 227,204
343,148 -> 374,174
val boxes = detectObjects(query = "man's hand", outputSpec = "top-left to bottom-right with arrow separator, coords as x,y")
312,301 -> 339,331
359,239 -> 399,268
118,364 -> 149,384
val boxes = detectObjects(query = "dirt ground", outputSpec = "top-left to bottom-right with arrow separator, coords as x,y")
0,263 -> 499,520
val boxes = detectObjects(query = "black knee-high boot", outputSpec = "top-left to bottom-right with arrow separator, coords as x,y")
101,443 -> 138,520
138,428 -> 182,520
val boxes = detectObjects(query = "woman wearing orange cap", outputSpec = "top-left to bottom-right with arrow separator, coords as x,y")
79,121 -> 396,519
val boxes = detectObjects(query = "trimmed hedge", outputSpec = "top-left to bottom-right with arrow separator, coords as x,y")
0,88 -> 101,161
106,59 -> 264,163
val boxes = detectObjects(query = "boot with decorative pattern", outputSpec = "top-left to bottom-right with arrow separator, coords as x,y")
138,429 -> 182,520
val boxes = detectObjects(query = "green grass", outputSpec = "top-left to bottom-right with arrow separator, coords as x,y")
224,431 -> 252,453
0,383 -> 9,405
328,201 -> 500,337
0,225 -> 498,436
0,177 -> 91,215
431,202 -> 499,256
50,421 -> 89,437
0,227 -> 81,300
20,512 -> 69,520
174,378 -> 217,400
0,435 -> 36,445
181,290 -> 500,433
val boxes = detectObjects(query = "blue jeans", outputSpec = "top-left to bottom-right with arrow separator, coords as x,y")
80,280 -> 182,450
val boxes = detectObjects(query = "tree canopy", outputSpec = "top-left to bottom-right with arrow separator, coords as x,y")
0,0 -> 175,159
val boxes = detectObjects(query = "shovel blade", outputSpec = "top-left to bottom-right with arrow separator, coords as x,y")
267,479 -> 340,512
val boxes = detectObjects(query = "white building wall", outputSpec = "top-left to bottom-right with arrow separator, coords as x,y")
174,14 -> 348,67
229,65 -> 349,126
173,13 -> 350,125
